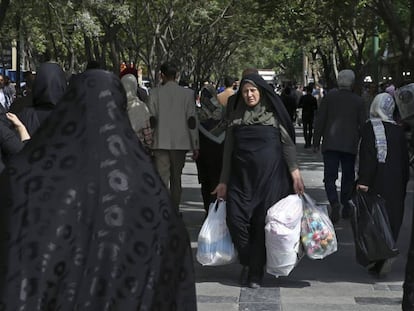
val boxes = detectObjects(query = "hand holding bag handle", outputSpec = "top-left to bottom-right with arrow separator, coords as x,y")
196,199 -> 237,266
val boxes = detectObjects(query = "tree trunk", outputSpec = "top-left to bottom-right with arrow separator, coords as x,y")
83,34 -> 93,62
0,0 -> 10,29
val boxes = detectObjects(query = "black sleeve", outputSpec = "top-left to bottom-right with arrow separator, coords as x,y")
313,97 -> 328,147
0,125 -> 24,156
358,122 -> 377,186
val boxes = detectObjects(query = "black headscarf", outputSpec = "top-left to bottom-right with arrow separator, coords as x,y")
32,62 -> 67,108
236,73 -> 295,141
17,62 -> 68,136
0,69 -> 196,310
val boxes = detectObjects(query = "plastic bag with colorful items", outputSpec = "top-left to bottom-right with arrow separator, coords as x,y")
300,193 -> 338,259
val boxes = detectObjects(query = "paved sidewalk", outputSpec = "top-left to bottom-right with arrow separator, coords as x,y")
180,127 -> 411,311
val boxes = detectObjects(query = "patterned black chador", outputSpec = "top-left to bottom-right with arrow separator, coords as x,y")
0,69 -> 196,311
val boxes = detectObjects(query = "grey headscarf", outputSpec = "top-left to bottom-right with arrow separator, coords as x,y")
240,79 -> 275,126
395,82 -> 414,121
369,92 -> 396,163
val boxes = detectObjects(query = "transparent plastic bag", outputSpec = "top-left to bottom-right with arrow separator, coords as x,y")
196,200 -> 237,266
300,193 -> 338,259
265,194 -> 304,277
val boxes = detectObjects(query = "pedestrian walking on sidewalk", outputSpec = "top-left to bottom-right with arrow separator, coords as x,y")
120,73 -> 153,150
16,62 -> 67,137
313,69 -> 366,224
0,69 -> 197,311
147,62 -> 199,210
298,85 -> 318,148
196,83 -> 227,212
212,73 -> 304,289
356,92 -> 409,276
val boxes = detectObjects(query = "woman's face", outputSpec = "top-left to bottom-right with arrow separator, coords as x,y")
242,82 -> 260,107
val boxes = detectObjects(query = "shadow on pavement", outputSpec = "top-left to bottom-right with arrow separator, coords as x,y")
181,186 -> 411,288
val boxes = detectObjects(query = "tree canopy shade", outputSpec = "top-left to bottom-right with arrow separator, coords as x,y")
1,0 -> 414,88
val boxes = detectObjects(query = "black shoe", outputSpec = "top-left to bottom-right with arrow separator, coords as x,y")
329,202 -> 341,224
248,281 -> 261,289
378,257 -> 396,277
403,286 -> 414,311
239,266 -> 249,286
367,261 -> 382,277
247,271 -> 263,289
367,259 -> 394,278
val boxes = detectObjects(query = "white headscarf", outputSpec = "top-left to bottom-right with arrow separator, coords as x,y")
369,92 -> 396,163
121,74 -> 151,138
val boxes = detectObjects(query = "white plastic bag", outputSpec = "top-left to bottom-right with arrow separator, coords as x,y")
196,200 -> 237,266
265,194 -> 303,277
300,193 -> 338,259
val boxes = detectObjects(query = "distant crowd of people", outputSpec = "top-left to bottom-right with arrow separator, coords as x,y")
0,61 -> 413,310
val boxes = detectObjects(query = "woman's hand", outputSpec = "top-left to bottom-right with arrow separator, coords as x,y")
291,168 -> 305,195
6,113 -> 30,141
6,113 -> 24,128
211,183 -> 227,200
356,184 -> 369,192
192,149 -> 199,160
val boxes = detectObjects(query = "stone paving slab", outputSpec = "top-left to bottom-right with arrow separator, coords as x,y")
282,303 -> 402,311
197,303 -> 239,311
239,287 -> 280,303
195,282 -> 240,297
239,302 -> 281,311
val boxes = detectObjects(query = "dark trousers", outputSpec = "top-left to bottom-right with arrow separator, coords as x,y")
302,118 -> 313,146
153,149 -> 187,210
323,150 -> 356,207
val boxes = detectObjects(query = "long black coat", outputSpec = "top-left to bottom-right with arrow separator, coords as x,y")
358,121 -> 409,240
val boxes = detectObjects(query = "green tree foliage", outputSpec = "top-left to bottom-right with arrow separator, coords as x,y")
258,0 -> 377,88
2,0 -> 414,88
364,0 -> 414,84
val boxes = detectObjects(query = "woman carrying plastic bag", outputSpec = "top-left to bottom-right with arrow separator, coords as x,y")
265,194 -> 303,277
300,193 -> 338,259
196,200 -> 237,266
356,92 -> 409,277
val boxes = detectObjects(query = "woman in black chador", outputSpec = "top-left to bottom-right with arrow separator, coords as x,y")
0,69 -> 196,310
357,92 -> 409,276
213,73 -> 304,288
15,62 -> 67,136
